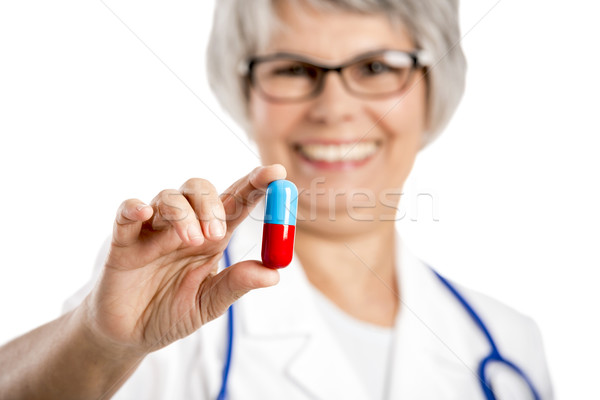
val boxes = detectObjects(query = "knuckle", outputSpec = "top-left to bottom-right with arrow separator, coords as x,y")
181,177 -> 214,192
116,198 -> 138,219
199,197 -> 225,222
116,200 -> 128,216
158,203 -> 187,222
156,190 -> 188,222
250,165 -> 262,177
181,179 -> 221,216
119,198 -> 135,210
157,188 -> 181,200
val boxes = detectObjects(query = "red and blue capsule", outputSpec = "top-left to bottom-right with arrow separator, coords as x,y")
261,180 -> 298,269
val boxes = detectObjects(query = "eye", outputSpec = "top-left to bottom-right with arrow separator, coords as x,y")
358,60 -> 393,76
273,63 -> 316,78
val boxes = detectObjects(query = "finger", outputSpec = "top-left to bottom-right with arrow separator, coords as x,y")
196,260 -> 280,323
220,164 -> 287,234
113,199 -> 153,247
150,189 -> 205,246
180,178 -> 226,241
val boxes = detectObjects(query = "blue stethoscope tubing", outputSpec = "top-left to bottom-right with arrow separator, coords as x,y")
431,269 -> 541,400
216,247 -> 235,400
217,247 -> 541,400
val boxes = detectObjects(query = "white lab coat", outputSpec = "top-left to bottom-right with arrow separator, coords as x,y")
64,209 -> 553,400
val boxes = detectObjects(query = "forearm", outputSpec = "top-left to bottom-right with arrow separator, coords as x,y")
0,305 -> 144,400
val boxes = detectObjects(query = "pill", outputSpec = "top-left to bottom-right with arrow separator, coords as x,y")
261,180 -> 298,269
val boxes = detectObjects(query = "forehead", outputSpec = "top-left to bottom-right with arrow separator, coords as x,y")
264,1 -> 414,63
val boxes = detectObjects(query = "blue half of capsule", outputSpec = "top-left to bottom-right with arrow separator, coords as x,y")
264,180 -> 298,226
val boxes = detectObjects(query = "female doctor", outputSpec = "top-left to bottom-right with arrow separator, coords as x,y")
0,0 -> 553,399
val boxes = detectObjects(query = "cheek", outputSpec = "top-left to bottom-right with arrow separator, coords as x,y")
368,80 -> 428,143
364,80 -> 427,189
249,94 -> 305,143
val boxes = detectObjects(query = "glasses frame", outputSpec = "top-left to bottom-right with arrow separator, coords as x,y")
238,49 -> 432,103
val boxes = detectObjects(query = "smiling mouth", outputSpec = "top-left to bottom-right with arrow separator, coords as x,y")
294,141 -> 380,163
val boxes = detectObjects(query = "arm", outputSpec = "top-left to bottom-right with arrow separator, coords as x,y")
0,306 -> 142,400
0,165 -> 286,399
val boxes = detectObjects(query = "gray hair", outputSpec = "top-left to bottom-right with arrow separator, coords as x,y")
206,0 -> 466,148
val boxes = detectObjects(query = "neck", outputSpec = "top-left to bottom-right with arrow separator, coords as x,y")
294,220 -> 399,327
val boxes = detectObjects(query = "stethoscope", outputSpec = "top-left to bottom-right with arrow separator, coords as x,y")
431,269 -> 541,400
217,247 -> 542,400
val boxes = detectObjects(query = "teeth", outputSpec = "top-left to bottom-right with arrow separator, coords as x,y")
298,142 -> 378,162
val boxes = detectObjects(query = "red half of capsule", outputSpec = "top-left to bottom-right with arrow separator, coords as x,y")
261,223 -> 295,269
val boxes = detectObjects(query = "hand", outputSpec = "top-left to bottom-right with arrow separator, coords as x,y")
80,165 -> 286,357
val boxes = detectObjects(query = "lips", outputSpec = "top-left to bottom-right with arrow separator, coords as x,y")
294,141 -> 380,163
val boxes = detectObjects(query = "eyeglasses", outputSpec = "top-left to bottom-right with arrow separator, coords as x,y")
238,49 -> 432,103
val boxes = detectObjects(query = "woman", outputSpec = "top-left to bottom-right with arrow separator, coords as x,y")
0,0 -> 553,398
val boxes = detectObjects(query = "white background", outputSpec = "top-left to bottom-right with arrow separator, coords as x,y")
1,0 -> 598,397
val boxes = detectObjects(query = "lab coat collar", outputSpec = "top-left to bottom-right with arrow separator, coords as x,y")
231,211 -> 488,399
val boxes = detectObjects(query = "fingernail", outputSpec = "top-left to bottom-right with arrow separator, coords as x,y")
136,204 -> 149,211
187,224 -> 204,242
209,219 -> 225,238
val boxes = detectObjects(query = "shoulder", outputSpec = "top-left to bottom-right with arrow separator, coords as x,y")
442,277 -> 554,398
448,279 -> 536,341
397,238 -> 553,397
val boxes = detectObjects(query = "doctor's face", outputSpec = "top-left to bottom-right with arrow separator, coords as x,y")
249,2 -> 427,232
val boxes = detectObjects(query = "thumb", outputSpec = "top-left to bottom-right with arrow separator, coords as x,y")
199,260 -> 280,323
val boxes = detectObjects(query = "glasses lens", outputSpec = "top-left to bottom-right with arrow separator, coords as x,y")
344,52 -> 414,96
253,59 -> 320,100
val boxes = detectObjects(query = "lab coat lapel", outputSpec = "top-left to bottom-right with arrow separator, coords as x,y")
230,211 -> 370,400
387,240 -> 489,399
285,313 -> 372,400
238,261 -> 371,400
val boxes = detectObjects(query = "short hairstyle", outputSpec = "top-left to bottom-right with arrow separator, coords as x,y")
206,0 -> 466,148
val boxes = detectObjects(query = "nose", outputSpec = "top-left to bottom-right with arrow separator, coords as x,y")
306,71 -> 362,125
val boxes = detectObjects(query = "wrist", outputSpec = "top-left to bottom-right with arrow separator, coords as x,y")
72,296 -> 148,364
